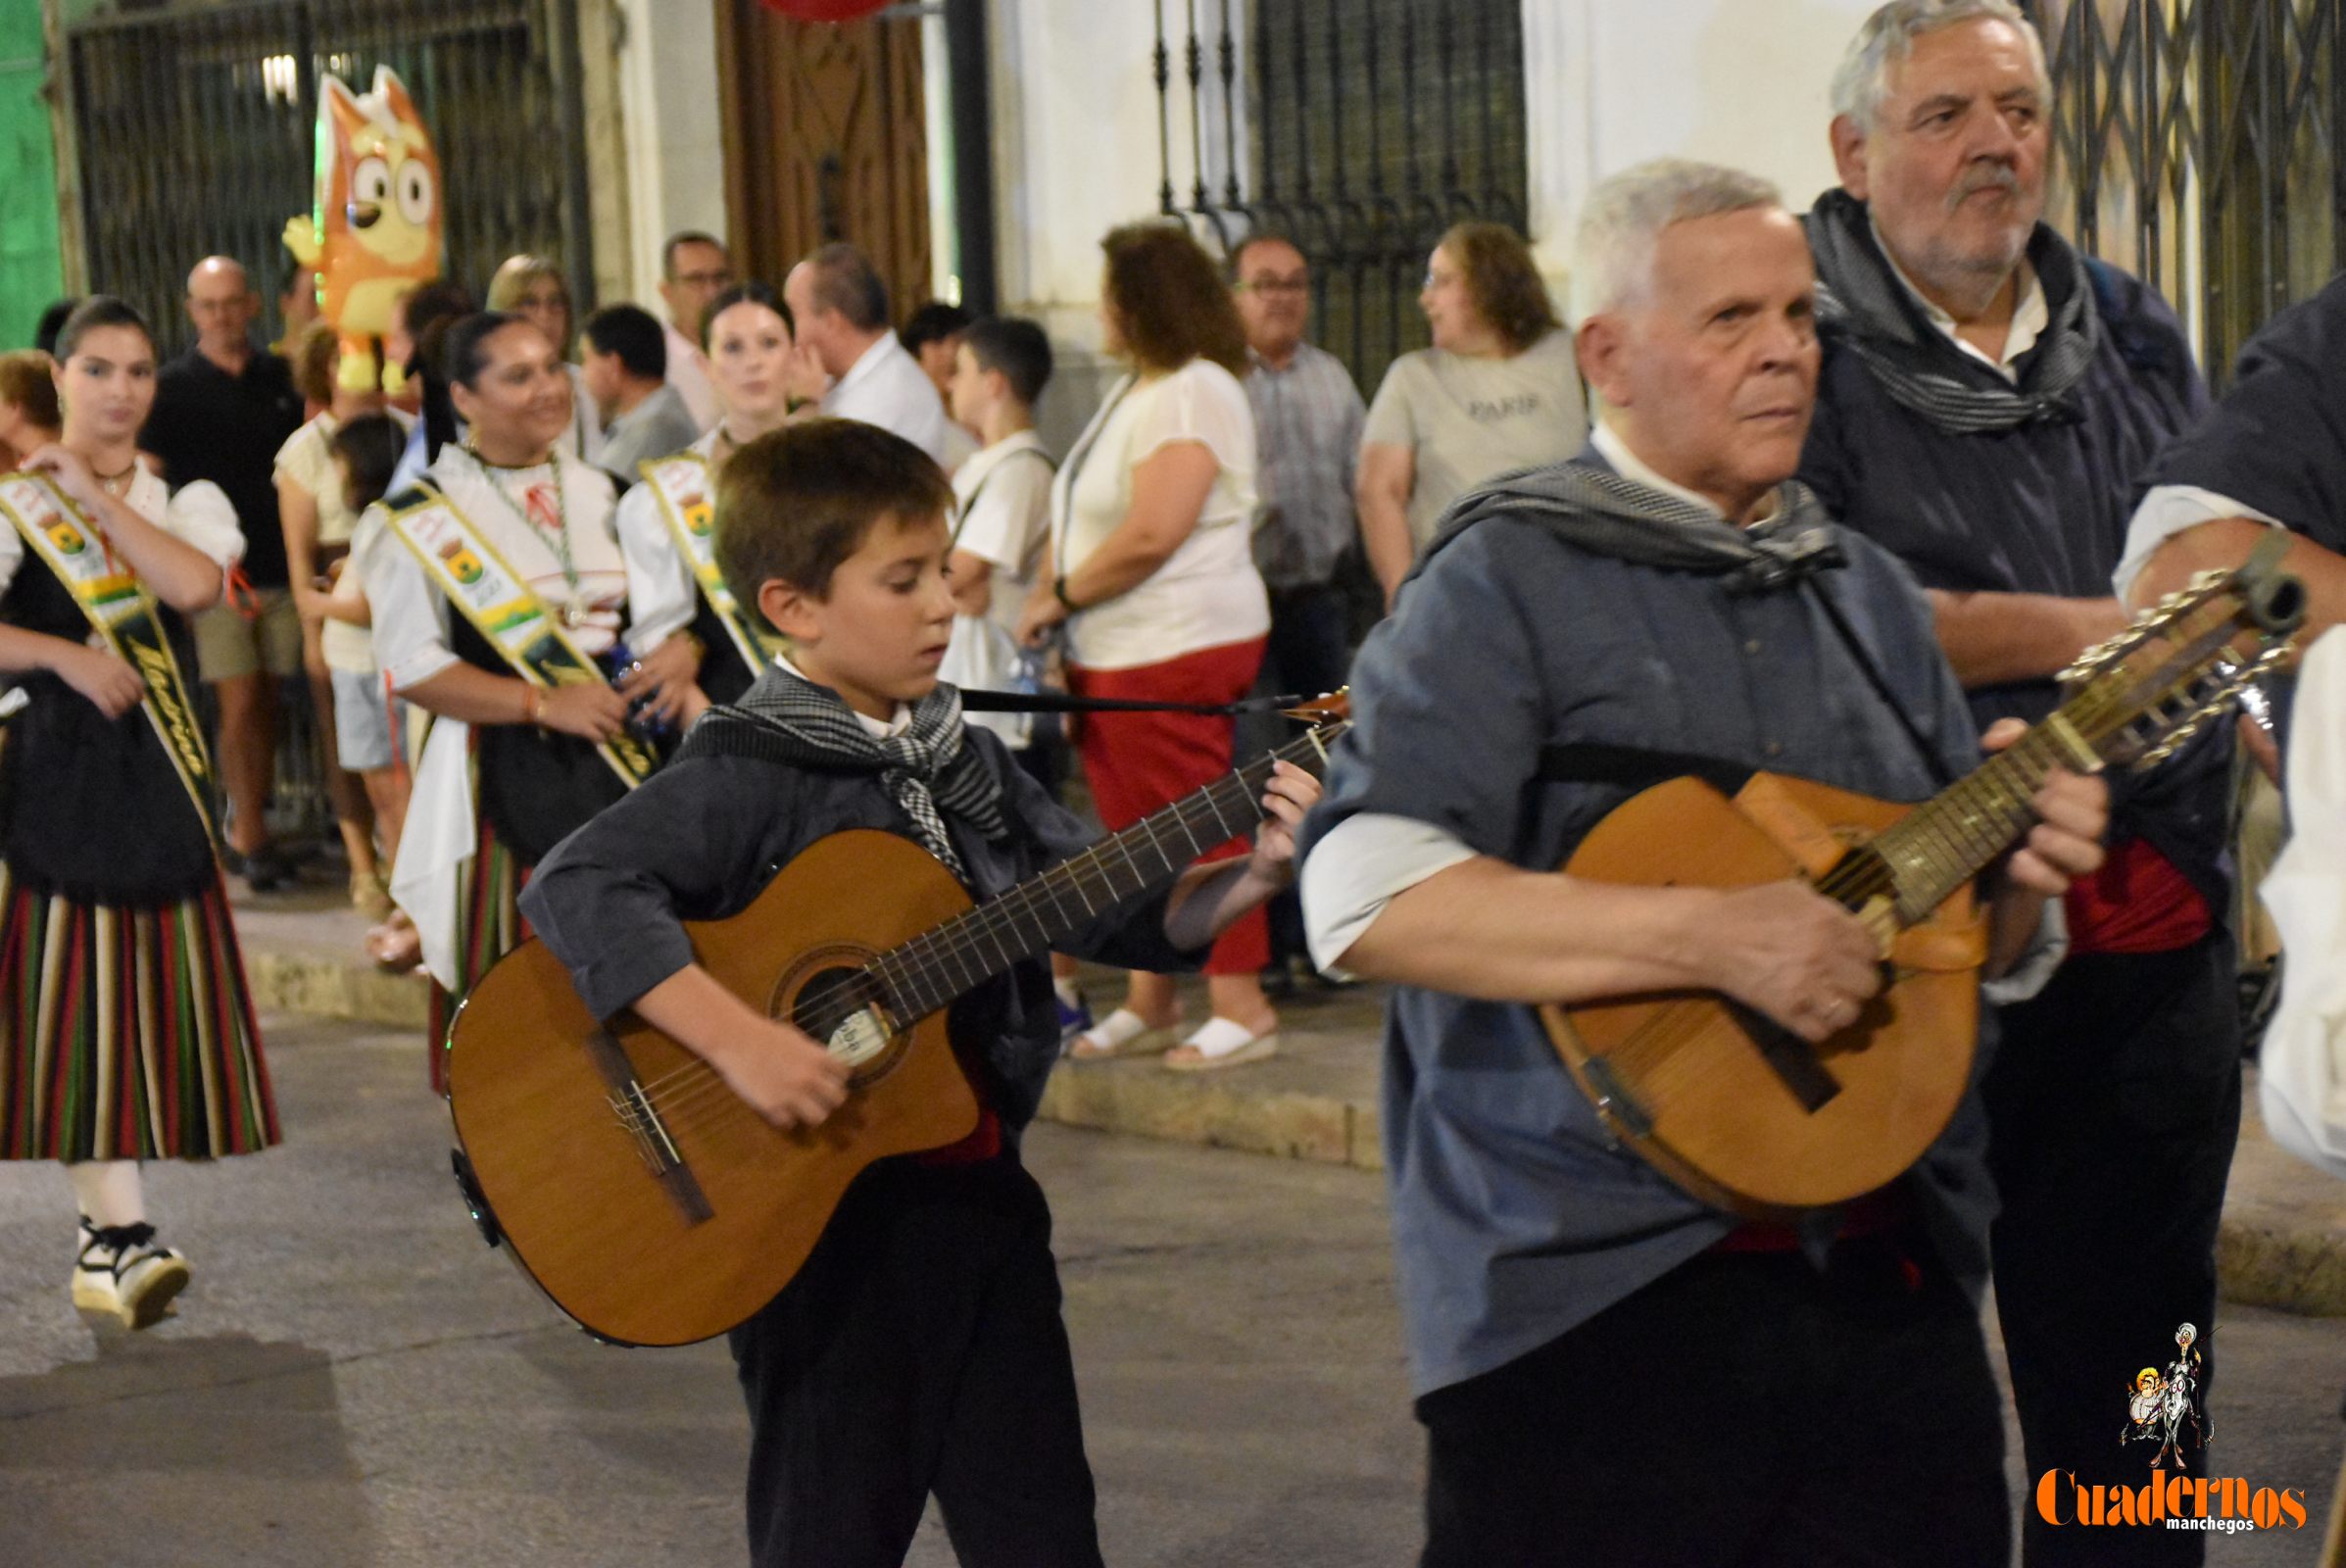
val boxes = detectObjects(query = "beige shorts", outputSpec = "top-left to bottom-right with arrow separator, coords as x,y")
192,587 -> 303,682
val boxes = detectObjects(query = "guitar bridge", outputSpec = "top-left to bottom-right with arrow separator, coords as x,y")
585,1027 -> 714,1225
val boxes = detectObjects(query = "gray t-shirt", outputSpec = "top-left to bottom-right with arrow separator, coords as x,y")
1361,329 -> 1589,548
599,383 -> 705,482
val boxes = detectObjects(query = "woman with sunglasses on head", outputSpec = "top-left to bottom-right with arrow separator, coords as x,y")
486,254 -> 604,466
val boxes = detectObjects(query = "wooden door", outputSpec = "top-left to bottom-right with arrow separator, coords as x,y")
715,1 -> 931,318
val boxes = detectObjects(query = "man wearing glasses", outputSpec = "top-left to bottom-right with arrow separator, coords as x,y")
1234,231 -> 1365,988
656,230 -> 735,430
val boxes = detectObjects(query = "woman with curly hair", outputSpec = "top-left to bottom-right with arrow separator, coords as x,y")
1358,220 -> 1587,609
1016,220 -> 1280,1071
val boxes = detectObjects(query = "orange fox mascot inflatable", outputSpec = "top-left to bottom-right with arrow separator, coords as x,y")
283,67 -> 442,394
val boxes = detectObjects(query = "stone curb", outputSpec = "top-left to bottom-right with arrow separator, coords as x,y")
250,941 -> 2346,1318
247,947 -> 430,1030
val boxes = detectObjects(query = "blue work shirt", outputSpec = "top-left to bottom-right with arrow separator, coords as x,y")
1298,459 -> 1998,1397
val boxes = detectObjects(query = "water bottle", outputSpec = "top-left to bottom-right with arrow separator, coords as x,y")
599,636 -> 675,744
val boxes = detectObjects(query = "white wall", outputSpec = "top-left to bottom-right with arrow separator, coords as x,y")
1527,0 -> 1882,281
989,0 -> 1882,384
615,0 -> 729,306
986,0 -> 1212,448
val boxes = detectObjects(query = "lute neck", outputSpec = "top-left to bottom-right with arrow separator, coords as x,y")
871,721 -> 1346,1022
1868,716 -> 2096,923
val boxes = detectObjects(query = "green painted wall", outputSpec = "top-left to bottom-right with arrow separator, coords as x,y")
0,4 -> 63,349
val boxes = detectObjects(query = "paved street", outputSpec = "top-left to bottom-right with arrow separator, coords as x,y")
0,1014 -> 2338,1566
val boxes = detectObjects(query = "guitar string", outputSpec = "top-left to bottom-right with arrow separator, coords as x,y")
1599,615 -> 2244,1089
617,737 -> 1337,1117
614,618 -> 2216,1139
623,617 -> 2220,1132
1588,673 -> 2142,1085
627,690 -> 2111,1122
1599,724 -> 2078,1082
619,777 -> 1256,1116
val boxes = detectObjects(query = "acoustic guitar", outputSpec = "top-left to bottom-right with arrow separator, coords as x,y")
1543,558 -> 2304,1219
445,695 -> 1348,1347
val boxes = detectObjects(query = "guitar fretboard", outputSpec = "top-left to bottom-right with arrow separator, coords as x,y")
1862,592 -> 2250,922
868,721 -> 1346,1023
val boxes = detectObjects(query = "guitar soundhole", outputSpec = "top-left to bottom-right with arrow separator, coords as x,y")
777,952 -> 909,1086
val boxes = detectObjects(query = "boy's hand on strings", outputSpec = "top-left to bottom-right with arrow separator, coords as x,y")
714,1018 -> 853,1131
1247,760 -> 1322,886
52,642 -> 143,719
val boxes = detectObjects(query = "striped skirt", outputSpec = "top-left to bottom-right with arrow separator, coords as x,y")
0,869 -> 278,1161
426,813 -> 530,1097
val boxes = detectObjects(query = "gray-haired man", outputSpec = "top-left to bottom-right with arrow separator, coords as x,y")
1797,8 -> 2231,1553
1298,158 -> 2106,1565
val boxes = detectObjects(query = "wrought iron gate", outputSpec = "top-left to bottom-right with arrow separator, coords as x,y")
65,0 -> 593,354
2029,0 -> 2346,382
1154,0 -> 1528,396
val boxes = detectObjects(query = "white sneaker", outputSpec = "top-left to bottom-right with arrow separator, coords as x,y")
73,1218 -> 190,1330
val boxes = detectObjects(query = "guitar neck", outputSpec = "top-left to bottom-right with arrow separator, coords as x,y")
869,720 -> 1348,1023
1866,626 -> 2228,920
1866,717 -> 2092,923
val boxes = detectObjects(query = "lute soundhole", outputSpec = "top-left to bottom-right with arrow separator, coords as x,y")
770,946 -> 909,1087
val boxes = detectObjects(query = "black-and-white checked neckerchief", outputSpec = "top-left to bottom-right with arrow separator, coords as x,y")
1414,457 -> 1847,596
1806,188 -> 2099,436
678,664 -> 1008,879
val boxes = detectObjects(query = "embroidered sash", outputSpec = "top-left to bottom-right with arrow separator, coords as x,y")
0,472 -> 221,842
383,483 -> 655,787
639,452 -> 779,672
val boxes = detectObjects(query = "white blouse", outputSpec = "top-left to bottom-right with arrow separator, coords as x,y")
610,425 -> 721,657
1051,358 -> 1268,671
363,446 -> 651,693
0,466 -> 243,597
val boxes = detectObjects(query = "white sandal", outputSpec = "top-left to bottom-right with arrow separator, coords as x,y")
1162,1016 -> 1280,1072
1066,1007 -> 1181,1061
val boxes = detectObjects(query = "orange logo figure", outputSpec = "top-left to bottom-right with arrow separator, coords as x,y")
282,67 -> 442,394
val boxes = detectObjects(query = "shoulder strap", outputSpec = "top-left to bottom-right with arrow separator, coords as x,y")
953,444 -> 1059,551
1534,743 -> 1754,796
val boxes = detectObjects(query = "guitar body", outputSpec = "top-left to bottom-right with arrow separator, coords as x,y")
1541,773 -> 1985,1219
446,830 -> 982,1347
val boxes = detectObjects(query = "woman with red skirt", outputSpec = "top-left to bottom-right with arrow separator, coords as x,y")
1019,222 -> 1276,1070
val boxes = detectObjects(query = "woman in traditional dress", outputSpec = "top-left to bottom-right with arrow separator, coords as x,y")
0,296 -> 278,1329
615,280 -> 827,724
362,311 -> 659,1091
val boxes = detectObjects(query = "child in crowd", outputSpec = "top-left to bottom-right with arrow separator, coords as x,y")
325,412 -> 418,968
520,419 -> 1316,1567
940,318 -> 1096,1040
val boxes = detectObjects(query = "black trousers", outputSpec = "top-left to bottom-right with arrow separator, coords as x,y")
1986,933 -> 2242,1568
1417,1235 -> 2010,1567
727,1153 -> 1102,1568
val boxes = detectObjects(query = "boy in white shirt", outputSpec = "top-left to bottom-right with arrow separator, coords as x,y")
942,318 -> 1058,760
943,317 -> 1091,1038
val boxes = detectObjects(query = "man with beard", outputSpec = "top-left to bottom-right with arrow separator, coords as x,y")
1796,5 -> 2229,1559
